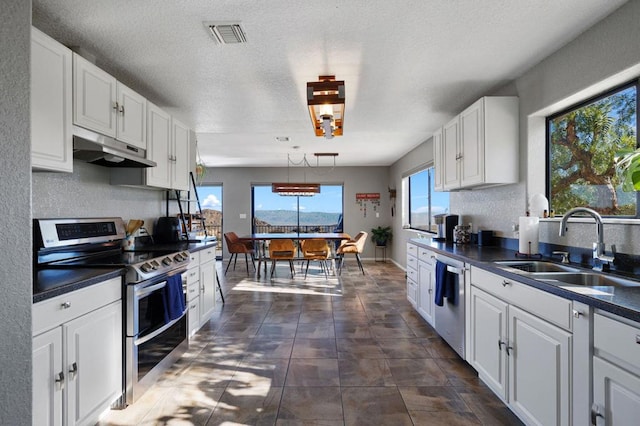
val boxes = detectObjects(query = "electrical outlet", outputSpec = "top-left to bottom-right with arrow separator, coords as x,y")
239,213 -> 247,219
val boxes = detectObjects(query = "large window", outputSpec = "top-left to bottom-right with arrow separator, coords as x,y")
547,81 -> 638,217
196,184 -> 223,257
407,167 -> 449,232
252,185 -> 343,233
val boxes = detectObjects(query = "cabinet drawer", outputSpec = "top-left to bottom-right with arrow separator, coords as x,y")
200,246 -> 216,264
471,266 -> 573,331
407,254 -> 418,272
407,243 -> 418,257
594,313 -> 640,369
187,295 -> 200,336
33,277 -> 121,336
184,267 -> 200,286
186,280 -> 200,302
418,247 -> 435,264
407,266 -> 418,283
407,279 -> 417,305
187,251 -> 200,268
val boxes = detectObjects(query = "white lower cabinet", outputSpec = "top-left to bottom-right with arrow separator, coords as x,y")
417,246 -> 435,326
199,247 -> 218,322
406,244 -> 418,308
592,312 -> 640,425
469,267 -> 572,426
185,246 -> 218,336
32,277 -> 122,426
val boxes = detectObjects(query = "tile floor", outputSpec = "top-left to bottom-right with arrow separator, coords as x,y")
100,259 -> 523,425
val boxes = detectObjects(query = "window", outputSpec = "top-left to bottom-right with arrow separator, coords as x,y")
406,167 -> 449,232
252,185 -> 343,233
547,81 -> 638,217
196,184 -> 223,257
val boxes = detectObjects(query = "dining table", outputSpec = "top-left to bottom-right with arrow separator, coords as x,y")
240,232 -> 351,278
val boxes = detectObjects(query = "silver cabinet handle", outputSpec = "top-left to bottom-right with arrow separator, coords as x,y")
591,403 -> 604,425
119,105 -> 125,115
498,340 -> 506,350
55,372 -> 65,390
501,280 -> 511,287
68,362 -> 78,380
573,310 -> 584,318
506,345 -> 513,356
190,303 -> 197,310
60,302 -> 71,309
113,101 -> 119,111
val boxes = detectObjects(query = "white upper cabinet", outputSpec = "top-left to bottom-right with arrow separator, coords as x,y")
116,83 -> 146,148
435,96 -> 519,191
73,53 -> 146,149
145,102 -> 172,189
432,127 -> 444,191
171,118 -> 190,191
31,27 -> 73,173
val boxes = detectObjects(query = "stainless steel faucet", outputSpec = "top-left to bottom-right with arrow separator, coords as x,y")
558,207 -> 615,271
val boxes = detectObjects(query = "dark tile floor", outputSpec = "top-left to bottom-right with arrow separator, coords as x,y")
100,259 -> 523,425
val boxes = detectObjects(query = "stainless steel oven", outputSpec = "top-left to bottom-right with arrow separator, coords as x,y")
125,272 -> 188,405
434,253 -> 466,359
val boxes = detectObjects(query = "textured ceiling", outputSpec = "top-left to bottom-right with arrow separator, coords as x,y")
32,0 -> 627,167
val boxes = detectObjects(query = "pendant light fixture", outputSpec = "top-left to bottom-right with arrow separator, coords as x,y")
307,75 -> 345,139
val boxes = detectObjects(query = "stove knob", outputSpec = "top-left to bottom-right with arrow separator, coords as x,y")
150,260 -> 160,269
162,256 -> 173,266
140,263 -> 153,273
173,253 -> 184,262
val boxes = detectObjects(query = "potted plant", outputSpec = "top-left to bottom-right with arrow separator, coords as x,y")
371,226 -> 392,246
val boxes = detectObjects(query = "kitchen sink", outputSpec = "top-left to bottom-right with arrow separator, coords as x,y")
495,260 -> 580,273
533,272 -> 640,287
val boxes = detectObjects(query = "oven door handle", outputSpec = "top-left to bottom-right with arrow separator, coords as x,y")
134,309 -> 187,346
135,281 -> 167,298
446,265 -> 465,276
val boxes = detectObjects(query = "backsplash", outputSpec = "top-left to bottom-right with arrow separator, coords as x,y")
32,161 -> 164,229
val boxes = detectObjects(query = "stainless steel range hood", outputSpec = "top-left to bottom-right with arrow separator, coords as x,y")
72,125 -> 157,168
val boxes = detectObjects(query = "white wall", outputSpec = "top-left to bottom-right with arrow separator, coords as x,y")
0,0 -> 32,423
204,166 -> 391,259
32,161 -> 165,229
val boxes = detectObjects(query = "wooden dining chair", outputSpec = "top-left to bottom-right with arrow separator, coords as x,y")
336,231 -> 368,275
223,232 -> 255,275
301,239 -> 331,279
268,239 -> 296,278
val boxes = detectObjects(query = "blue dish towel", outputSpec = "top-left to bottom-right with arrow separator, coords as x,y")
163,274 -> 185,323
435,260 -> 457,306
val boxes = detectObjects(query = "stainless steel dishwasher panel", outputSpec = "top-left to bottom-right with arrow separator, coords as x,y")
433,254 -> 466,360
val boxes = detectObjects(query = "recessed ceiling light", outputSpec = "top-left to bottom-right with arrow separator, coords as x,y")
275,136 -> 290,142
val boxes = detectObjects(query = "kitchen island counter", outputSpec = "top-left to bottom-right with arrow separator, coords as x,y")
410,238 -> 640,322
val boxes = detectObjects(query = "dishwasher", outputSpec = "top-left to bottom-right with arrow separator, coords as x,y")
433,253 -> 466,359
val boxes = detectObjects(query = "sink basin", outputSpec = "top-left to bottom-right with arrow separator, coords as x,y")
495,260 -> 580,273
533,272 -> 640,287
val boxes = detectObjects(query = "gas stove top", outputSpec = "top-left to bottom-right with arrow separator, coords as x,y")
34,218 -> 190,284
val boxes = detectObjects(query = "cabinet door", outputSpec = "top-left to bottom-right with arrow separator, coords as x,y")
508,305 -> 571,426
469,286 -> 508,400
65,301 -> 122,426
171,118 -> 190,191
442,116 -> 460,190
406,279 -> 418,308
199,260 -> 217,324
33,327 -> 63,426
73,54 -> 117,137
31,28 -> 73,173
459,98 -> 484,187
433,127 -> 444,191
417,261 -> 434,325
146,102 -> 172,188
188,295 -> 201,337
593,356 -> 640,426
116,83 -> 146,149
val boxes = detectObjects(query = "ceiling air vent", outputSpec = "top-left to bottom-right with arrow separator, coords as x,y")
204,22 -> 247,44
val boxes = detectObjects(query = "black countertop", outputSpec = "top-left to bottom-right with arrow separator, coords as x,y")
33,240 -> 217,303
410,239 -> 640,323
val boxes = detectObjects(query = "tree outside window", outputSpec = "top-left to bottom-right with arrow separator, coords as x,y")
548,83 -> 637,216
